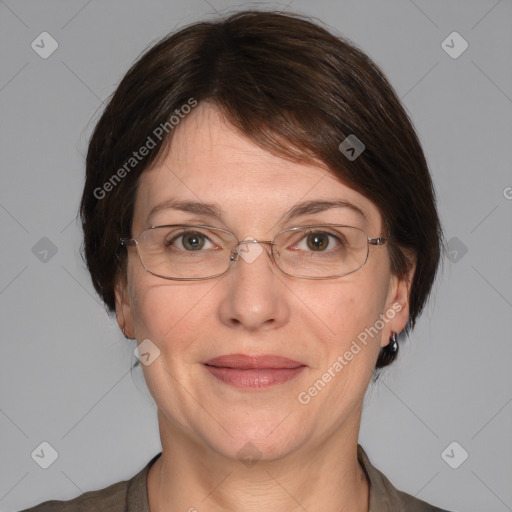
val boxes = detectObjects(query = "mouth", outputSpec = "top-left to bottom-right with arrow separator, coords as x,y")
202,354 -> 306,390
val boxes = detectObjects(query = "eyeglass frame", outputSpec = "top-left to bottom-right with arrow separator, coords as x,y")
119,223 -> 389,281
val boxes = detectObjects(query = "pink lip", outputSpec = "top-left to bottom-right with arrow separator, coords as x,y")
203,354 -> 306,390
204,354 -> 304,369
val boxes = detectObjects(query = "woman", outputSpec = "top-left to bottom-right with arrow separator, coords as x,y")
22,10 -> 450,512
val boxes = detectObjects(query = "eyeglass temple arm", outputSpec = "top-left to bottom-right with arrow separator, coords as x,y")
368,236 -> 387,246
120,238 -> 136,247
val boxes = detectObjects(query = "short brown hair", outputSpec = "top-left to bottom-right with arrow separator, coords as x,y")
80,10 -> 443,368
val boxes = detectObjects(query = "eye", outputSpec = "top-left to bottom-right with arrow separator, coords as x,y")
293,230 -> 344,252
165,230 -> 216,251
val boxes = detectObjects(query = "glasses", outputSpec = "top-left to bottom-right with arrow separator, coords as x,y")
120,224 -> 388,281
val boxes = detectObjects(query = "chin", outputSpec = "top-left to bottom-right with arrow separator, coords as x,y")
196,411 -> 310,464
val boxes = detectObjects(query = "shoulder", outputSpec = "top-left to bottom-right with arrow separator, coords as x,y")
18,453 -> 161,512
357,445 -> 454,512
18,478 -> 129,512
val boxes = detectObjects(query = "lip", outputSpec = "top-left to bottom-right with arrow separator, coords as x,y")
204,354 -> 305,369
203,354 -> 306,390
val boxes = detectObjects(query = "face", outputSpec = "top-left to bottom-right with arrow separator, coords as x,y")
115,102 -> 411,462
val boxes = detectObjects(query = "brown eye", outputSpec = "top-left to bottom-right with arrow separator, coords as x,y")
306,233 -> 330,251
293,231 -> 342,253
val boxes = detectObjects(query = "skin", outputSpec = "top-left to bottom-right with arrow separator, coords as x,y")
115,102 -> 414,512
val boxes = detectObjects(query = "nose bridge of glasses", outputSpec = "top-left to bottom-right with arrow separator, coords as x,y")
230,238 -> 275,262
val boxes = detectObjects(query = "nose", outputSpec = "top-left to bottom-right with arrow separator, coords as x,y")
217,239 -> 290,332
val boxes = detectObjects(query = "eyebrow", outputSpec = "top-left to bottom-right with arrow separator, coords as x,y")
147,198 -> 367,224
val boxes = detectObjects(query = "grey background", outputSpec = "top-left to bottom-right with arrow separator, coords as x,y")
1,1 -> 511,511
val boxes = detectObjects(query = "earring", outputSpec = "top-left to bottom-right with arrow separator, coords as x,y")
390,332 -> 398,352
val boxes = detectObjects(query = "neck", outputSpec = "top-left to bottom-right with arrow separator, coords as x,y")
147,411 -> 369,512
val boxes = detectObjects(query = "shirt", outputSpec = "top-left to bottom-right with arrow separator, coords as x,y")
19,445 -> 452,511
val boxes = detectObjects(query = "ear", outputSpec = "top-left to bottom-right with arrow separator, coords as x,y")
381,255 -> 416,348
114,272 -> 135,339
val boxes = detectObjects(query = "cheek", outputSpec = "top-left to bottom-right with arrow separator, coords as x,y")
127,267 -> 218,358
292,281 -> 385,424
296,276 -> 387,346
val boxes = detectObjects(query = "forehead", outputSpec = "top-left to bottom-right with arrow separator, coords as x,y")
133,103 -> 382,233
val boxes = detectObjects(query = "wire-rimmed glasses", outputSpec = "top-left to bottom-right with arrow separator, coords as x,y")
120,223 -> 388,281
